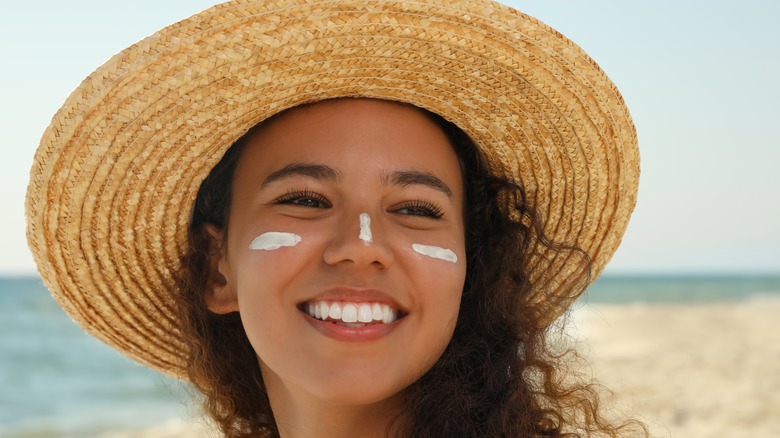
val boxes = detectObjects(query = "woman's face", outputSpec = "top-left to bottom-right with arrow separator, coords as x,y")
207,99 -> 466,408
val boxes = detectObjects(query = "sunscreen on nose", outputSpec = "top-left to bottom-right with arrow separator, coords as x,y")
359,213 -> 372,243
249,232 -> 302,250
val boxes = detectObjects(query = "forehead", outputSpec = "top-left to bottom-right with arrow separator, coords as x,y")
235,98 -> 463,187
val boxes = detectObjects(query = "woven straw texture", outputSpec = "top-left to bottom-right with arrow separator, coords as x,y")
25,0 -> 638,377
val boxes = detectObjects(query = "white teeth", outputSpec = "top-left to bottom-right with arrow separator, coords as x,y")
305,301 -> 399,325
371,303 -> 383,321
382,306 -> 394,324
318,301 -> 328,320
357,303 -> 373,322
342,303 -> 358,323
328,303 -> 342,320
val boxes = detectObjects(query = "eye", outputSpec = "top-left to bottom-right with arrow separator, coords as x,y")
274,190 -> 331,208
394,200 -> 444,219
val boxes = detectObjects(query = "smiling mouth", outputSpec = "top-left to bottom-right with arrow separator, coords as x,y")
300,301 -> 405,327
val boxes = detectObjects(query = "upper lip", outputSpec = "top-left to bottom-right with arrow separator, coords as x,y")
299,287 -> 407,313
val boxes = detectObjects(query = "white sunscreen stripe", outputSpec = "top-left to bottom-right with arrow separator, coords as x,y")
359,213 -> 372,243
249,232 -> 302,250
412,243 -> 458,263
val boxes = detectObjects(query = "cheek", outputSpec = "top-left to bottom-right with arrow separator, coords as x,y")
405,241 -> 466,332
403,233 -> 466,289
234,226 -> 309,278
230,233 -> 312,350
403,256 -> 465,378
420,264 -> 464,325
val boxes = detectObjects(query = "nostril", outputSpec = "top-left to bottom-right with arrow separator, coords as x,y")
321,219 -> 394,268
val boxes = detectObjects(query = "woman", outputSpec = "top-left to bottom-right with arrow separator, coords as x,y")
26,0 -> 643,436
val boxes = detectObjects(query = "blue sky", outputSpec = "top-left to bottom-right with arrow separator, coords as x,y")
2,1 -> 778,274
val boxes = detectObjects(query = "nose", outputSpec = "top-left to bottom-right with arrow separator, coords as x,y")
322,212 -> 394,268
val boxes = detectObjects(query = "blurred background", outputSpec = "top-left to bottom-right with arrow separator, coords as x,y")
1,1 -> 778,437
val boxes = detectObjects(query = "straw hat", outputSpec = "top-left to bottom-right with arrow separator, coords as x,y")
26,0 -> 638,376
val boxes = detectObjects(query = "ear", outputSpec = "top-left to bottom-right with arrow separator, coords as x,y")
203,223 -> 239,314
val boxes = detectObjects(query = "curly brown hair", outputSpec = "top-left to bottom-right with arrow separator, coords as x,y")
176,101 -> 647,437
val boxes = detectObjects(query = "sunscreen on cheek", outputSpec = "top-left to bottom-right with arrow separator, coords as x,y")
249,232 -> 302,250
412,243 -> 458,263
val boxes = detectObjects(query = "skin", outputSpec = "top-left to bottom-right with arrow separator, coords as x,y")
205,99 -> 467,437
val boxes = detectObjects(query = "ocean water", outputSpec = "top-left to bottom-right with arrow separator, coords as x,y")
581,274 -> 780,304
2,274 -> 779,437
0,277 -> 194,438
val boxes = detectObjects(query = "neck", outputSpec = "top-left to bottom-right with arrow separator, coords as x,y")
262,367 -> 406,438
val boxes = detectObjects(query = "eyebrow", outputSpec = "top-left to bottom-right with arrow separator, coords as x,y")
261,162 -> 342,187
383,170 -> 453,198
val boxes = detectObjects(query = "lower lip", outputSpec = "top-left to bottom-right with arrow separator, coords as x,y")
300,310 -> 402,342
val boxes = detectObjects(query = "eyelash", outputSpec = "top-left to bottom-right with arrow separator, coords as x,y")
396,199 -> 444,219
273,189 -> 331,208
272,190 -> 443,219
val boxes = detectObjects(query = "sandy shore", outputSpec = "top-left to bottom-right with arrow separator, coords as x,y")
99,419 -> 212,438
102,296 -> 780,437
572,295 -> 780,437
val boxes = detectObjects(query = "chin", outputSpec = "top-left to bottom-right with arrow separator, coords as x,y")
314,380 -> 410,408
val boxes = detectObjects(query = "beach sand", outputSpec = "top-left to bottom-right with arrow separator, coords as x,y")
102,297 -> 780,437
573,296 -> 780,437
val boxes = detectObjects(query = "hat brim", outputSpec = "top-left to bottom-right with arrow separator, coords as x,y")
26,0 -> 638,376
